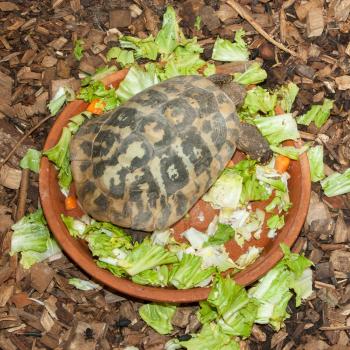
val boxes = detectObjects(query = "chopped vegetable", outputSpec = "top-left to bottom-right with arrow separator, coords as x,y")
307,145 -> 325,182
177,323 -> 240,350
204,223 -> 235,246
96,260 -> 126,277
275,82 -> 299,113
20,148 -> 41,173
233,62 -> 267,85
61,214 -> 87,238
118,238 -> 177,276
116,65 -> 159,102
64,195 -> 77,210
203,63 -> 216,76
320,168 -> 350,197
274,155 -> 290,173
132,265 -> 169,287
270,143 -> 310,161
267,214 -> 285,230
68,278 -> 101,290
73,39 -> 84,61
120,35 -> 158,60
169,254 -> 215,289
253,113 -> 300,145
212,29 -> 249,62
139,303 -> 176,335
234,246 -> 262,269
194,16 -> 202,30
81,65 -> 118,86
197,301 -> 218,324
86,98 -> 107,115
48,86 -> 75,116
297,98 -> 333,128
202,168 -> 243,209
106,47 -> 135,66
10,209 -> 61,269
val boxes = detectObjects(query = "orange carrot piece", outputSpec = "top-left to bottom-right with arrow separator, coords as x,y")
226,159 -> 235,168
65,196 -> 77,210
274,105 -> 284,115
87,99 -> 106,115
275,155 -> 290,173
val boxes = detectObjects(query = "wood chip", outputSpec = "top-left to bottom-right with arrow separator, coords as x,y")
330,0 -> 350,22
295,0 -> 323,21
0,165 -> 21,190
41,56 -> 58,68
0,1 -> 19,11
0,283 -> 14,307
307,7 -> 324,37
0,71 -> 13,102
17,67 -> 42,82
11,292 -> 32,308
335,75 -> 350,90
48,36 -> 68,50
109,9 -> 132,28
30,263 -> 55,294
334,214 -> 350,243
7,17 -> 25,31
40,309 -> 55,332
330,250 -> 350,273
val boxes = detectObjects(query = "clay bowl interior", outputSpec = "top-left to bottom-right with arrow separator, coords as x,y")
39,69 -> 311,303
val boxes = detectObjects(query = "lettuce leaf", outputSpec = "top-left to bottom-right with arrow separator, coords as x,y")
139,303 -> 176,335
212,29 -> 249,62
118,238 -> 177,276
275,82 -> 299,113
320,168 -> 350,197
96,260 -> 126,277
132,265 -> 169,287
169,254 -> 215,289
270,143 -> 310,160
254,113 -> 300,145
307,145 -> 325,182
267,214 -> 285,230
73,39 -> 84,61
81,65 -> 118,86
197,301 -> 218,324
61,214 -> 87,238
297,99 -> 333,128
20,148 -> 42,173
68,277 -> 100,290
204,223 -> 235,246
116,65 -> 159,102
106,47 -> 135,67
120,35 -> 158,60
233,62 -> 267,85
202,168 -> 243,209
48,86 -> 75,116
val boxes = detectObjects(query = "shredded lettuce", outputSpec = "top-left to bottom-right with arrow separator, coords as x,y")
270,143 -> 310,160
73,39 -> 84,61
68,277 -> 100,290
197,301 -> 218,324
116,65 -> 159,102
203,168 -> 243,209
48,86 -> 75,116
267,214 -> 285,230
205,223 -> 234,246
81,65 -> 118,86
169,254 -> 215,289
132,265 -> 169,287
96,260 -> 126,277
20,148 -> 42,173
275,82 -> 299,113
307,145 -> 325,182
139,303 -> 176,335
234,246 -> 262,269
10,209 -> 61,269
106,47 -> 135,67
194,15 -> 202,30
297,99 -> 333,128
233,63 -> 267,85
203,63 -> 216,76
118,238 -> 177,276
320,168 -> 350,197
61,214 -> 87,238
120,35 -> 158,60
212,29 -> 249,62
253,114 -> 300,145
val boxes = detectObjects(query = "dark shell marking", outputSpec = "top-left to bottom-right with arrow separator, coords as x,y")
70,75 -> 240,231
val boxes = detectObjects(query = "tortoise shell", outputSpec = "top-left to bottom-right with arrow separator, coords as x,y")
70,75 -> 241,231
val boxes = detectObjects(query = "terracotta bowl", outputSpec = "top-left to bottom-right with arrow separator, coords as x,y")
39,69 -> 311,303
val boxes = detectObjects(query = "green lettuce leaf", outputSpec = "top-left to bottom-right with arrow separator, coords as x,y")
203,63 -> 216,76
116,65 -> 159,102
233,62 -> 267,85
139,303 -> 176,335
120,35 -> 158,60
194,15 -> 202,30
106,47 -> 134,67
20,148 -> 41,173
68,277 -> 100,290
234,246 -> 262,270
320,168 -> 350,197
81,65 -> 118,86
179,323 -> 240,350
132,265 -> 169,287
212,29 -> 249,62
270,143 -> 310,160
267,214 -> 285,230
275,82 -> 299,113
197,301 -> 218,324
118,238 -> 177,276
61,214 -> 87,238
48,86 -> 75,116
307,145 -> 325,182
169,254 -> 215,289
297,99 -> 333,128
202,168 -> 243,209
253,114 -> 300,145
96,260 -> 126,277
73,39 -> 84,61
205,223 -> 235,246
292,267 -> 313,307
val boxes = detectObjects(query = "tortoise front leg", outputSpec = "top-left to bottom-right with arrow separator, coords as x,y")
237,122 -> 273,163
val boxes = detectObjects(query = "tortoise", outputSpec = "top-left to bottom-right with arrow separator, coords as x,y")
70,74 -> 272,232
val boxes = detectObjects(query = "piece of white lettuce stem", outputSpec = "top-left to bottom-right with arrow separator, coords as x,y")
321,168 -> 350,197
212,29 -> 249,62
307,145 -> 325,182
10,209 -> 61,269
68,277 -> 101,291
139,303 -> 176,335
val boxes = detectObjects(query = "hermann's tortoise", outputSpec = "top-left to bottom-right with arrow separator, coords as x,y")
70,75 -> 272,232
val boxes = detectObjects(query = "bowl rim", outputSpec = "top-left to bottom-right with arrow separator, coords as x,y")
39,73 -> 311,303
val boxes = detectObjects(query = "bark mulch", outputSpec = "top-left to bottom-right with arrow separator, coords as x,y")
0,0 -> 350,349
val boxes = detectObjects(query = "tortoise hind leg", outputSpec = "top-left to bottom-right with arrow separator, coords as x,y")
237,122 -> 273,164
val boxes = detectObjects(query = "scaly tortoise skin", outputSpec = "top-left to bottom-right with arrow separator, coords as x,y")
70,75 -> 270,232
